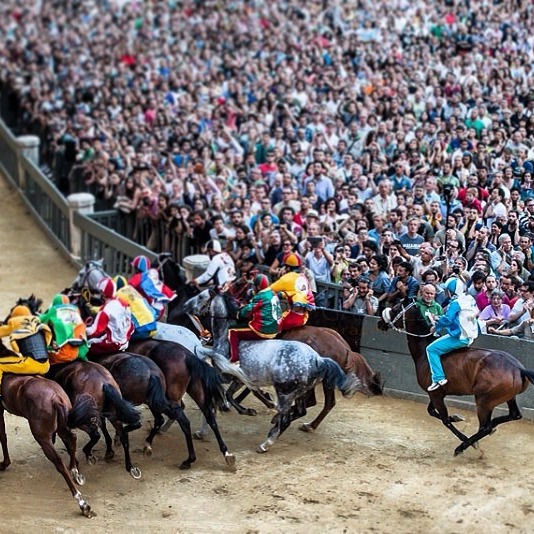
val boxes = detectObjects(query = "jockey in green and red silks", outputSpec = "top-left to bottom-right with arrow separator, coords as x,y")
228,274 -> 282,362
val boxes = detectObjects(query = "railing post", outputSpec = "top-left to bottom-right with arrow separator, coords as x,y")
67,192 -> 95,260
16,135 -> 40,190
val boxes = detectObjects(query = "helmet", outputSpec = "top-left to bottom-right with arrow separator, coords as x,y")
284,253 -> 302,268
442,277 -> 465,296
11,305 -> 31,318
205,240 -> 222,253
52,294 -> 70,306
98,278 -> 117,299
131,255 -> 151,273
254,274 -> 269,291
114,275 -> 128,290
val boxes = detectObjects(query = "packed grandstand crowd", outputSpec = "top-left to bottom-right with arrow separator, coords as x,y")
1,0 -> 534,332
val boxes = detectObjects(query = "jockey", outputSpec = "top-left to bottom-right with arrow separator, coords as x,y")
426,276 -> 479,392
0,305 -> 52,397
39,294 -> 89,364
129,255 -> 176,320
189,240 -> 236,290
86,278 -> 134,355
114,275 -> 158,340
228,274 -> 282,362
270,253 -> 315,331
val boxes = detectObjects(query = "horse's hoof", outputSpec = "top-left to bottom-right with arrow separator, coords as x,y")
113,435 -> 121,447
221,404 -> 231,412
71,468 -> 86,486
246,408 -> 257,417
299,423 -> 314,433
104,451 -> 115,462
194,430 -> 207,441
450,414 -> 465,423
179,461 -> 193,470
143,444 -> 153,457
453,447 -> 464,457
81,503 -> 94,518
129,466 -> 142,479
224,452 -> 236,467
86,454 -> 97,465
0,461 -> 10,471
256,444 -> 269,454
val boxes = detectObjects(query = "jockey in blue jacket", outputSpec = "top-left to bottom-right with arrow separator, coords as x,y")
426,276 -> 479,392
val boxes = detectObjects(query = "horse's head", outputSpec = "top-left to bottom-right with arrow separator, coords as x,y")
378,298 -> 429,336
153,253 -> 187,291
72,259 -> 108,292
183,288 -> 214,317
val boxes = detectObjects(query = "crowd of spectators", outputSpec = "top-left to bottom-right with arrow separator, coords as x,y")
1,0 -> 534,334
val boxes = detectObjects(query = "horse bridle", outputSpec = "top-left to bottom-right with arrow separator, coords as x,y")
77,262 -> 106,290
383,301 -> 434,338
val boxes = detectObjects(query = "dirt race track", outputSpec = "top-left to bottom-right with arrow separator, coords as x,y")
2,175 -> 534,534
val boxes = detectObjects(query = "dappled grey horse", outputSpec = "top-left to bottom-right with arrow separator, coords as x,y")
183,289 -> 363,453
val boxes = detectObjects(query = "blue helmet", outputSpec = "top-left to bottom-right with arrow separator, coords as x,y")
442,277 -> 465,296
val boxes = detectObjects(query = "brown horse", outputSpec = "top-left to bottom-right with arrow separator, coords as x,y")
0,370 -> 94,516
280,326 -> 383,431
128,339 -> 235,468
378,298 -> 534,455
95,351 -> 199,469
48,361 -> 142,478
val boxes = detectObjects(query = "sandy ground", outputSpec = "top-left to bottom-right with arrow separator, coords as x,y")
2,175 -> 534,534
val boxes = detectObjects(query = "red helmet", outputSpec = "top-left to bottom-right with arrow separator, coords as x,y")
132,255 -> 151,272
98,278 -> 116,299
254,274 -> 270,291
284,253 -> 302,268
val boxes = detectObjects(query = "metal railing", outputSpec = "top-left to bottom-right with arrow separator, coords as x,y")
0,119 -> 21,188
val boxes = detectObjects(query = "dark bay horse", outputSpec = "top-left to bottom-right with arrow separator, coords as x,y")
128,339 -> 236,468
378,299 -> 534,456
0,339 -> 94,516
49,361 -> 142,478
95,351 -> 199,469
184,289 -> 363,453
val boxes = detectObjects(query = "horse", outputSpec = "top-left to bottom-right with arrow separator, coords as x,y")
183,289 -> 364,453
0,345 -> 94,516
378,298 -> 534,456
94,351 -> 199,469
72,258 -> 108,293
48,361 -> 142,478
128,339 -> 236,468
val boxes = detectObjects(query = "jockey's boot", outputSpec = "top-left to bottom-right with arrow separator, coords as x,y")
200,329 -> 213,346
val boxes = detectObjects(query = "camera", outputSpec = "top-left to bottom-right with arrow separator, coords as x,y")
443,184 -> 454,203
308,236 -> 324,249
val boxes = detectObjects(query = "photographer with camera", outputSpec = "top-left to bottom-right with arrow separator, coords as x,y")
342,277 -> 379,316
305,237 -> 333,284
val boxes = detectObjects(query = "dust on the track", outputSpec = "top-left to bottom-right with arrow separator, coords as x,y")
2,175 -> 534,534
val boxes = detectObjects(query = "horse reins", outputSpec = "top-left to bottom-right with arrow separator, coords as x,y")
386,301 -> 435,338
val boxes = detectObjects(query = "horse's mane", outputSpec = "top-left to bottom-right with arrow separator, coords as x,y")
15,295 -> 43,315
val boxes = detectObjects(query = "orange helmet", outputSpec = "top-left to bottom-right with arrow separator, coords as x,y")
284,253 -> 302,268
11,305 -> 31,318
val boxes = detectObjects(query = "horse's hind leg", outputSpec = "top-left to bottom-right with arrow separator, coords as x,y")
258,393 -> 293,454
81,424 -> 101,464
490,398 -> 522,427
454,403 -> 495,456
144,408 -> 165,455
0,408 -> 11,471
168,404 -> 197,470
100,417 -> 115,460
110,420 -> 142,479
300,385 -> 335,433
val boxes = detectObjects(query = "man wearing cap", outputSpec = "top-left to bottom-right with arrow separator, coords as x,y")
270,254 -> 315,331
426,276 -> 479,391
190,240 -> 236,290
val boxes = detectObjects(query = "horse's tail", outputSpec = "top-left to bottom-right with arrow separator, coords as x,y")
67,393 -> 100,429
185,353 -> 226,413
317,358 -> 363,399
147,374 -> 174,416
103,384 -> 141,427
520,368 -> 534,385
